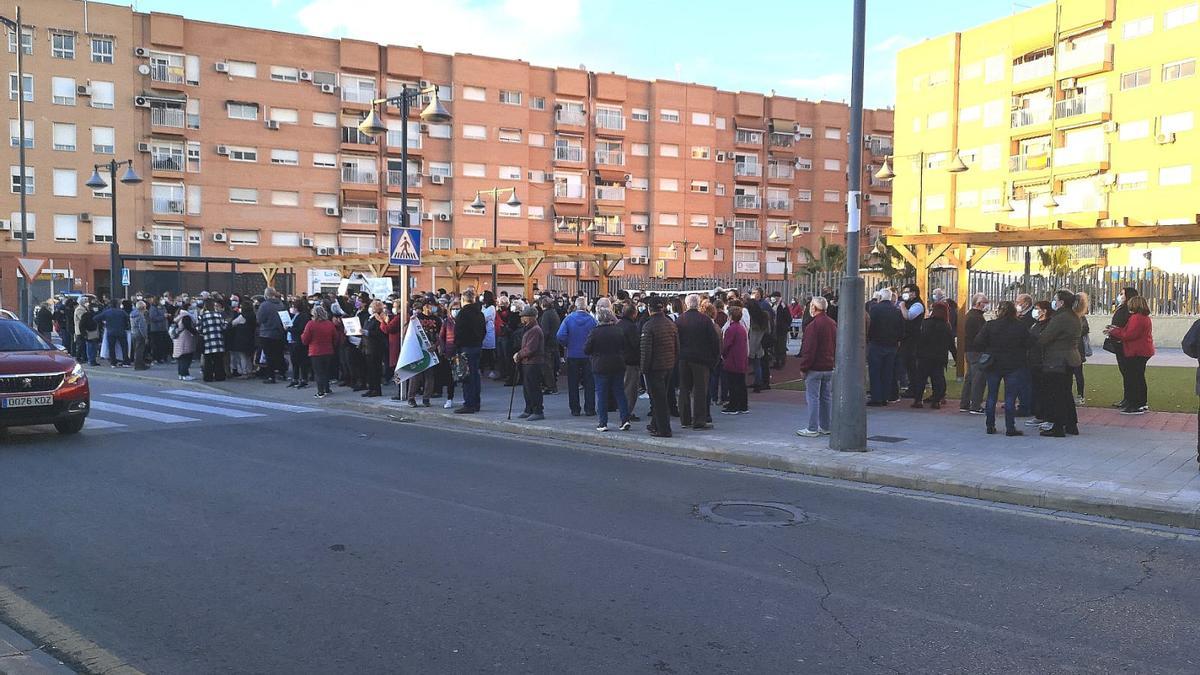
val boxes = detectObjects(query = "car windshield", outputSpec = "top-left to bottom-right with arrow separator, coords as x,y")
0,321 -> 52,351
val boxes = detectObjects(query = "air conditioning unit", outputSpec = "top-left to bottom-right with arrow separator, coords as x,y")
79,212 -> 91,222
437,213 -> 450,221
1060,77 -> 1077,89
212,232 -> 228,242
76,84 -> 92,97
265,120 -> 280,130
133,96 -> 150,108
216,145 -> 229,156
0,220 -> 9,231
137,142 -> 151,153
1156,132 -> 1176,145
320,83 -> 336,94
301,237 -> 315,247
630,256 -> 648,265
134,47 -> 149,58
1101,121 -> 1118,133
214,62 -> 229,73
299,70 -> 312,81
421,212 -> 433,221
136,230 -> 152,240
315,246 -> 335,256
633,223 -> 647,232
324,207 -> 340,217
430,174 -> 445,185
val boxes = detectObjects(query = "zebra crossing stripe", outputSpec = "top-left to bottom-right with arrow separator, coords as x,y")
106,393 -> 265,418
90,401 -> 200,424
160,389 -> 321,414
84,418 -> 126,430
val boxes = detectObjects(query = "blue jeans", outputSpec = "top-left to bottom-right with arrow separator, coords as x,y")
867,344 -> 897,403
177,353 -> 193,377
804,370 -> 833,432
986,370 -> 1019,431
1012,367 -> 1032,416
86,340 -> 99,365
461,346 -> 482,409
594,373 -> 629,428
566,357 -> 596,415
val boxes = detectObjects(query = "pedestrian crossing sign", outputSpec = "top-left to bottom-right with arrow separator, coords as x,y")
389,226 -> 422,267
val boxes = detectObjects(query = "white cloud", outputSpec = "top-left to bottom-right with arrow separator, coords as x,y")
295,0 -> 583,66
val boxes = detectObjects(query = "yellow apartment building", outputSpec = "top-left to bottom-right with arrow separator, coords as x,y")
892,0 -> 1200,274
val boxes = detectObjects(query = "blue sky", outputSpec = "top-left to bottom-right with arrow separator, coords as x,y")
107,0 -> 1020,107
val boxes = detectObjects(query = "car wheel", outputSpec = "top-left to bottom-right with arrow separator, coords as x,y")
54,418 -> 86,435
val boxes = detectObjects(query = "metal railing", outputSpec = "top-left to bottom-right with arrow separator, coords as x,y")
151,155 -> 183,172
149,62 -> 185,84
150,107 -> 185,128
1055,95 -> 1109,120
594,185 -> 625,201
734,162 -> 762,177
1011,106 -> 1052,128
341,127 -> 376,145
554,183 -> 584,198
595,149 -> 624,165
767,199 -> 792,211
341,205 -> 379,225
734,195 -> 762,209
595,112 -> 625,131
151,197 -> 185,215
767,164 -> 794,180
768,132 -> 793,148
386,171 -> 422,188
868,203 -> 891,217
554,146 -> 584,162
340,167 -> 377,184
556,109 -> 586,125
735,129 -> 762,145
733,227 -> 761,241
867,138 -> 893,155
1009,153 -> 1051,172
592,221 -> 624,236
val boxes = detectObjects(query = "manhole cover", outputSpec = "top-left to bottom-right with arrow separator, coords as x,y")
695,501 -> 808,526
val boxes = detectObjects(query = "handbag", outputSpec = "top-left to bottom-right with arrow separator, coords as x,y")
977,353 -> 995,371
1102,337 -> 1121,355
450,353 -> 469,382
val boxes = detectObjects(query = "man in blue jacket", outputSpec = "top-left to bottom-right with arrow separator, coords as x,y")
95,299 -> 130,367
557,296 -> 598,416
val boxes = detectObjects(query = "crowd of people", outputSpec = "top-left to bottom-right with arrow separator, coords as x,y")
31,281 -> 1157,441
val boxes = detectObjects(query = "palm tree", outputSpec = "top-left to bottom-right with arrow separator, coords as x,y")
1037,246 -> 1074,276
796,236 -> 847,274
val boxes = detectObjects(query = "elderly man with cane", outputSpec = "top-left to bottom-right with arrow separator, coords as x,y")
513,306 -> 546,421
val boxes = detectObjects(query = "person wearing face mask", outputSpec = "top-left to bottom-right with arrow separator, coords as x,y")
1038,290 -> 1083,436
1104,287 -> 1139,410
911,302 -> 956,410
1024,300 -> 1053,429
959,293 -> 990,414
1106,295 -> 1154,416
897,284 -> 925,400
513,306 -> 546,421
1011,292 -> 1036,416
437,300 -> 460,409
974,300 -> 1034,436
770,292 -> 791,368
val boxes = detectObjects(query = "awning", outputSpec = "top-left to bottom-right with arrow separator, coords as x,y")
553,203 -> 589,218
595,167 -> 628,182
770,118 -> 793,133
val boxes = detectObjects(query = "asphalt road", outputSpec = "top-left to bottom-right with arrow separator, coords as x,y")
1,373 -> 1198,674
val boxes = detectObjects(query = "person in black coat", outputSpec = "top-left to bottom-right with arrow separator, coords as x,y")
770,292 -> 792,368
675,294 -> 721,430
911,302 -> 957,409
584,307 -> 631,431
866,289 -> 904,405
618,303 -> 643,421
974,300 -> 1035,436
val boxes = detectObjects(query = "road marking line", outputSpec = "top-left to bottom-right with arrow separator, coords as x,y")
83,418 -> 126,430
106,394 -> 264,418
89,401 -> 199,424
160,389 -> 321,414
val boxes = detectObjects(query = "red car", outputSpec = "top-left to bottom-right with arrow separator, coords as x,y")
0,317 -> 89,434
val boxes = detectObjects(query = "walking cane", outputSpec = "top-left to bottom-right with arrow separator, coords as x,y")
507,362 -> 518,420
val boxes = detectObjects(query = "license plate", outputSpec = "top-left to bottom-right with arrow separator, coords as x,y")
2,395 -> 53,408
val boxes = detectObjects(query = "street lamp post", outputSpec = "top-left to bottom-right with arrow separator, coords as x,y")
666,240 -> 701,286
85,160 -> 142,299
1,8 -> 31,322
470,188 -> 521,292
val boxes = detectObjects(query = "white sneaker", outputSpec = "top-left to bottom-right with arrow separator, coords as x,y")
1075,396 -> 1086,406
796,428 -> 821,438
443,399 -> 455,409
180,375 -> 195,381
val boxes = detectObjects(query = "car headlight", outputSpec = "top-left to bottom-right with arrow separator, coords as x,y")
64,363 -> 86,385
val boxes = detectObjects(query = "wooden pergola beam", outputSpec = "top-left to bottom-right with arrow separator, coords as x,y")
884,223 -> 1200,248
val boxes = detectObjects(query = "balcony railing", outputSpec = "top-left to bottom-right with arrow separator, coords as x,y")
735,130 -> 763,145
340,167 -> 377,184
767,198 -> 792,211
768,132 -> 793,148
150,107 -> 185,128
554,146 -> 584,162
385,129 -> 421,149
341,205 -> 379,225
735,162 -> 762,177
341,127 -> 376,145
867,138 -> 893,155
767,164 -> 794,180
869,175 -> 892,189
556,109 -> 586,125
151,197 -> 185,215
869,204 -> 892,217
1008,152 -> 1051,172
733,227 -> 761,242
149,62 -> 185,84
595,113 -> 625,131
595,150 -> 625,166
1011,106 -> 1052,128
766,229 -> 794,244
734,195 -> 762,209
592,222 -> 624,236
151,155 -> 184,172
1012,56 -> 1053,83
386,170 -> 423,188
1055,94 -> 1109,120
1058,41 -> 1110,72
594,185 -> 625,201
554,183 -> 584,199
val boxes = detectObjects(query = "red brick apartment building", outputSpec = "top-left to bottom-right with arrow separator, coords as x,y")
1,0 -> 892,299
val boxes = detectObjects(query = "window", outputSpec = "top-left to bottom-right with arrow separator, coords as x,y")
271,190 -> 300,206
659,178 -> 679,192
9,73 -> 32,101
927,111 -> 948,129
7,118 -> 30,147
794,126 -> 813,139
91,126 -> 114,154
823,190 -> 839,202
659,109 -> 680,123
462,163 -> 486,177
269,107 -> 299,124
631,108 -> 649,122
53,215 -> 78,242
185,55 -> 200,86
227,102 -> 259,120
463,86 -> 486,101
530,96 -> 546,110
691,146 -> 710,160
1117,171 -> 1148,191
270,66 -> 299,82
925,194 -> 946,211
228,146 -> 257,162
690,215 -> 709,228
313,152 -> 336,168
428,124 -> 451,139
528,169 -> 544,183
52,123 -> 75,151
186,99 -> 200,129
958,105 -> 981,123
1160,165 -> 1192,186
313,193 -> 337,208
528,132 -> 545,147
52,77 -> 75,105
823,222 -> 840,233
229,188 -> 258,204
429,162 -> 452,179
53,169 -> 76,197
794,221 -> 811,234
11,166 -> 35,194
7,28 -> 31,55
631,143 -> 649,156
92,216 -> 112,242
1120,119 -> 1150,140
628,177 -> 648,191
498,128 -> 521,143
312,112 -> 337,127
462,124 -> 486,140
1163,59 -> 1196,82
1121,68 -> 1150,90
824,158 -> 841,171
956,191 -> 979,208
689,180 -> 709,193
1123,16 -> 1153,39
824,127 -> 842,140
528,205 -> 545,220
983,100 -> 1004,127
499,90 -> 522,105
187,185 -> 201,214
691,112 -> 710,126
272,232 -> 301,247
1162,111 -> 1194,133
499,165 -> 521,180
659,213 -> 679,226
227,60 -> 257,78
85,36 -> 114,63
270,149 -> 299,166
9,212 -> 34,239
716,116 -> 727,130
498,201 -> 521,218
228,229 -> 259,245
660,144 -> 679,157
797,189 -> 812,202
50,32 -> 75,59
89,80 -> 113,109
1165,3 -> 1199,29
984,54 -> 1005,83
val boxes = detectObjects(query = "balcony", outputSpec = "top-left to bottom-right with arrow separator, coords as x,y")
867,137 -> 893,156
595,150 -> 625,166
341,205 -> 379,225
766,261 -> 788,275
1055,94 -> 1110,123
1055,192 -> 1107,215
341,127 -> 376,145
735,129 -> 763,146
768,132 -> 793,149
1011,106 -> 1052,129
734,261 -> 761,274
150,107 -> 185,128
734,162 -> 762,178
152,197 -> 185,216
556,108 -> 586,126
594,185 -> 625,201
595,113 -> 625,133
386,170 -> 423,189
1012,55 -> 1053,84
766,198 -> 792,211
1055,143 -> 1109,169
386,209 -> 405,226
767,164 -> 794,181
554,146 -> 584,163
734,195 -> 762,210
341,88 -> 376,105
734,227 -> 761,242
592,221 -> 625,237
149,63 -> 185,85
341,167 -> 377,184
1058,41 -> 1113,76
151,155 -> 184,172
868,203 -> 892,217
869,175 -> 892,190
386,130 -> 422,150
554,183 -> 585,199
1008,152 -> 1051,173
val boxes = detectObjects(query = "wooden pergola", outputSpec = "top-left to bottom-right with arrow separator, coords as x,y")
257,245 -> 625,298
884,217 -> 1200,374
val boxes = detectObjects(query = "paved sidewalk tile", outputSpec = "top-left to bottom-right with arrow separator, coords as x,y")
0,622 -> 73,675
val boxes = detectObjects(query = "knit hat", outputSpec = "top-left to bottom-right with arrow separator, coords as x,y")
520,306 -> 538,318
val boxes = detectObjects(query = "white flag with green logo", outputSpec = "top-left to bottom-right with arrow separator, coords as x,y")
394,317 -> 439,383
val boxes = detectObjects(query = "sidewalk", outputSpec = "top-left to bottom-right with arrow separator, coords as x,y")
90,365 -> 1200,529
0,622 -> 73,674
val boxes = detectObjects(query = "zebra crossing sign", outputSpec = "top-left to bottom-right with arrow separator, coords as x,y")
389,226 -> 422,267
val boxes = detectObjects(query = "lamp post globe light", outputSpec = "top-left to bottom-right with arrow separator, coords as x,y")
469,189 -> 520,291
85,160 -> 143,300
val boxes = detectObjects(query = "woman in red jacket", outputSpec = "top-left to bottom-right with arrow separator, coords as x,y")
301,305 -> 342,399
382,299 -> 405,400
721,305 -> 750,415
1106,295 -> 1154,414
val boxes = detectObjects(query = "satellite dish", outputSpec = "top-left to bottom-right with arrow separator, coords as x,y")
137,64 -> 151,76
